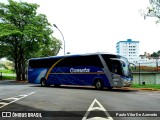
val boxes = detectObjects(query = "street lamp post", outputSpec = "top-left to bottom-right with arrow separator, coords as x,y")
53,24 -> 65,55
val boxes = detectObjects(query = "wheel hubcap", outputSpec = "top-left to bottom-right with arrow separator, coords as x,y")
42,80 -> 45,86
96,82 -> 101,89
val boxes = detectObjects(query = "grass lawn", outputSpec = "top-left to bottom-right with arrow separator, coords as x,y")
0,69 -> 16,80
0,76 -> 16,80
0,69 -> 15,74
131,84 -> 160,90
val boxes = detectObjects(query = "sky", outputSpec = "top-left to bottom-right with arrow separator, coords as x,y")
1,0 -> 160,56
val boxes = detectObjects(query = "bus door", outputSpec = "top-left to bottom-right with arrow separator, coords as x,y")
110,59 -> 124,87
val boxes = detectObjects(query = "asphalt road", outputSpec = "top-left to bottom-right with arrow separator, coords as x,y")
0,80 -> 160,120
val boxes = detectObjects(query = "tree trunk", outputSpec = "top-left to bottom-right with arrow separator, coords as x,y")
15,58 -> 21,81
22,60 -> 26,80
17,58 -> 22,81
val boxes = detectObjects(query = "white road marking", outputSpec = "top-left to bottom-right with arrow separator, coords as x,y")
0,102 -> 8,106
5,98 -> 19,101
86,117 -> 111,120
0,91 -> 36,109
82,99 -> 114,120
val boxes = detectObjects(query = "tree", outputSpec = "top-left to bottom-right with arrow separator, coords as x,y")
151,50 -> 160,58
151,52 -> 159,58
142,0 -> 160,23
39,36 -> 61,57
0,0 -> 61,81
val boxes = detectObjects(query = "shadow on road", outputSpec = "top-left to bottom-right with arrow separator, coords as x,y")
0,80 -> 30,85
30,85 -> 139,93
0,80 -> 138,92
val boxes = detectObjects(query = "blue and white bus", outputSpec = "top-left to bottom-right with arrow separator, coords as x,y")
28,53 -> 133,90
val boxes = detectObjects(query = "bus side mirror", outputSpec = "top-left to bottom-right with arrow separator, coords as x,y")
130,63 -> 136,70
122,62 -> 126,67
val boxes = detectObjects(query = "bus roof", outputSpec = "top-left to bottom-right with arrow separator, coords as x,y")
29,52 -> 118,61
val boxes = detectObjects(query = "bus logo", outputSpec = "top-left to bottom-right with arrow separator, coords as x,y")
70,68 -> 90,73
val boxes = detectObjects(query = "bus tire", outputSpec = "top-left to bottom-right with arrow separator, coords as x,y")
40,78 -> 50,87
94,79 -> 104,90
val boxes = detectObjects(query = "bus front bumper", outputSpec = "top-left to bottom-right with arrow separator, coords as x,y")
123,80 -> 133,87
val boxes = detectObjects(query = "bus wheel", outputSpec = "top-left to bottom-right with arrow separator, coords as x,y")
40,78 -> 50,87
95,80 -> 104,90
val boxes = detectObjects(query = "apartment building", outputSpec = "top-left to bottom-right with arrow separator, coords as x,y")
116,39 -> 139,63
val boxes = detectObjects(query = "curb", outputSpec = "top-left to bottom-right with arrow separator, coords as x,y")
140,88 -> 160,91
122,87 -> 160,91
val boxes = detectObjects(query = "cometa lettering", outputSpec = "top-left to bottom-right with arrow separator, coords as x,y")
70,68 -> 90,73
